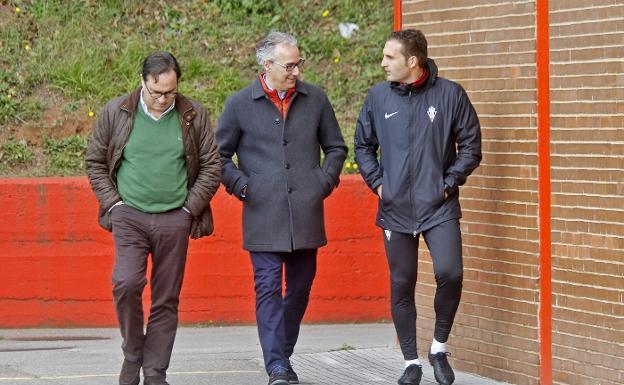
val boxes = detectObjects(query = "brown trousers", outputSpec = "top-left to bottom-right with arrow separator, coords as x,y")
110,204 -> 192,381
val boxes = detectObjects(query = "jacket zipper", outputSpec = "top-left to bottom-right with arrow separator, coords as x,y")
408,90 -> 418,237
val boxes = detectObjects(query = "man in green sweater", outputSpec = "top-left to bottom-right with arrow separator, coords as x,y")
85,52 -> 221,385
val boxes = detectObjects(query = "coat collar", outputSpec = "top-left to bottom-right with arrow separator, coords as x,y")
120,87 -> 196,122
251,77 -> 308,100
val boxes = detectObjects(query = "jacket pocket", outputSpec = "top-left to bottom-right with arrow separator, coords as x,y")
313,166 -> 333,198
98,205 -> 113,232
379,172 -> 393,205
245,170 -> 266,205
191,206 -> 214,239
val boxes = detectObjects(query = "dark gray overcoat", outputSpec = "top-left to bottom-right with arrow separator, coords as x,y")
216,78 -> 347,252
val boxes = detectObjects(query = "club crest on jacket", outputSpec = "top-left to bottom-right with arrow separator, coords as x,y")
427,106 -> 437,122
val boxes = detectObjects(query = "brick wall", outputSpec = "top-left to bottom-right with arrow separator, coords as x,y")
401,1 -> 623,385
549,2 -> 623,385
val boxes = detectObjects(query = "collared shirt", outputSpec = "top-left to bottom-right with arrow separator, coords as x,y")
140,87 -> 176,121
262,74 -> 287,100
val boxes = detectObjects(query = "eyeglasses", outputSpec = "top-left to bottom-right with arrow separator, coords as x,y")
272,58 -> 306,72
144,84 -> 178,100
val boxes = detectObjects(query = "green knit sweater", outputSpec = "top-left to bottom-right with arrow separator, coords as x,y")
116,106 -> 188,213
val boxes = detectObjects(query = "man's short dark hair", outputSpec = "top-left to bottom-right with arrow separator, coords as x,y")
141,51 -> 181,83
388,29 -> 428,67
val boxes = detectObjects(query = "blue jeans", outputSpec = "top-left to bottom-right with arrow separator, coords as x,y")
250,249 -> 317,373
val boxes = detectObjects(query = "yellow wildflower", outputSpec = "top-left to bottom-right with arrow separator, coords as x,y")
353,163 -> 358,170
322,10 -> 330,17
15,7 -> 21,13
24,44 -> 31,51
345,162 -> 352,169
88,111 -> 95,117
333,57 -> 340,64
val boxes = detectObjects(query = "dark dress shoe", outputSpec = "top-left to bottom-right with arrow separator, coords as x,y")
268,367 -> 289,385
398,364 -> 422,385
428,352 -> 455,385
286,366 -> 299,384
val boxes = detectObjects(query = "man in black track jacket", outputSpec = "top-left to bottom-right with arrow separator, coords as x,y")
355,30 -> 481,385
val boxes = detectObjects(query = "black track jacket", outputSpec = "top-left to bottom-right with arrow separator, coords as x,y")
355,59 -> 481,235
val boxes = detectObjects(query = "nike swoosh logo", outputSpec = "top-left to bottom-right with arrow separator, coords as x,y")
384,111 -> 398,119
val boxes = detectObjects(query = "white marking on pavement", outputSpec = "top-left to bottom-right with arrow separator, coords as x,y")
0,370 -> 261,381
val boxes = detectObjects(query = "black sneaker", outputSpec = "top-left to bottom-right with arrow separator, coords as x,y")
428,352 -> 455,385
119,359 -> 141,385
268,367 -> 289,385
398,364 -> 422,385
286,365 -> 299,384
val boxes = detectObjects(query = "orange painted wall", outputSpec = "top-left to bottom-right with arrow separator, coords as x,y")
0,176 -> 390,327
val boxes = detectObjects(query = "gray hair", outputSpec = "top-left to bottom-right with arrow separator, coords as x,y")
255,32 -> 298,66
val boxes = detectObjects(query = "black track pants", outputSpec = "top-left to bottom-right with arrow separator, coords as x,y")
382,219 -> 463,360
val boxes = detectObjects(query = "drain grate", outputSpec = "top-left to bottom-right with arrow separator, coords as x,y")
290,348 -> 439,385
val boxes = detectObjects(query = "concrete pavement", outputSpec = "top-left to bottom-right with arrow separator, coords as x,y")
0,324 -> 509,385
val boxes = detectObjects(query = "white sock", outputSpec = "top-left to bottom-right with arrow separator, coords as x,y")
405,358 -> 422,368
430,338 -> 447,354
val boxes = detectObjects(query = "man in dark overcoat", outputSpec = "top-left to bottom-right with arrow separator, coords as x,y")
216,32 -> 347,385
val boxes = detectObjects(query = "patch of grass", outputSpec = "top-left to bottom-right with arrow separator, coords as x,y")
0,138 -> 33,166
18,99 -> 44,121
62,100 -> 82,112
43,135 -> 88,175
1,0 -> 392,176
0,70 -> 20,124
0,69 -> 44,124
329,343 -> 356,352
